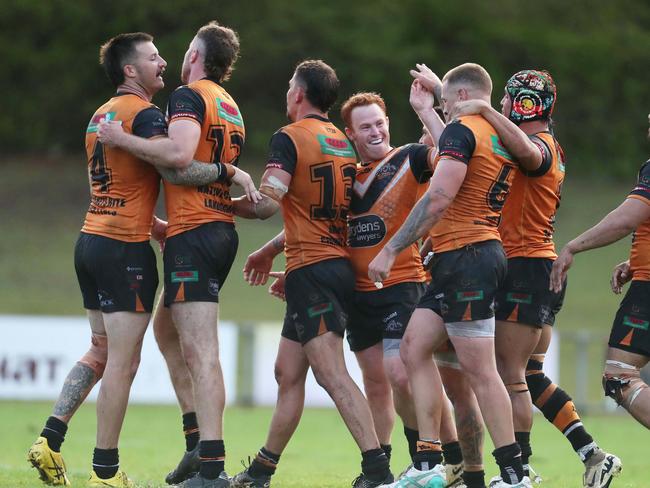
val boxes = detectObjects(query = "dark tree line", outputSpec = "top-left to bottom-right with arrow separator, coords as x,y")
1,0 -> 648,176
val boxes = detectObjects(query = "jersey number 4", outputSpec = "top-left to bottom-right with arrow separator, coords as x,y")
90,140 -> 112,192
310,162 -> 356,221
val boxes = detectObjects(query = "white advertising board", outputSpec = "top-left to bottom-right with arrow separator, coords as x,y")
0,315 -> 238,405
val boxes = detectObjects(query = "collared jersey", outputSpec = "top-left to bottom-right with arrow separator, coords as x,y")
266,115 -> 357,274
349,144 -> 432,290
628,160 -> 650,281
499,131 -> 566,259
82,93 -> 166,242
164,78 -> 245,237
429,115 -> 517,252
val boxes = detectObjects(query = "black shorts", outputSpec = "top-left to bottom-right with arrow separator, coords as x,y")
609,280 -> 650,356
346,282 -> 426,352
281,258 -> 354,345
417,240 -> 506,323
494,257 -> 567,327
74,232 -> 158,313
163,222 -> 238,306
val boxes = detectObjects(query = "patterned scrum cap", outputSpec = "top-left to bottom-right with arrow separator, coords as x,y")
505,70 -> 556,124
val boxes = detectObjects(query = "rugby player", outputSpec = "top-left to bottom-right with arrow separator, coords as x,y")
369,63 -> 530,488
28,32 -> 170,488
340,92 -> 433,476
420,119 -> 488,488
551,113 -> 650,435
97,21 -> 255,488
454,70 -> 621,488
231,60 -> 393,488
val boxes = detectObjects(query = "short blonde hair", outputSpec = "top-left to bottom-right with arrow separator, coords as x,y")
443,63 -> 492,94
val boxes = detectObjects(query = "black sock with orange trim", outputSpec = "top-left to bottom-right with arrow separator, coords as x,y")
526,358 -> 596,460
414,439 -> 443,471
249,446 -> 280,477
182,412 -> 200,452
199,440 -> 225,480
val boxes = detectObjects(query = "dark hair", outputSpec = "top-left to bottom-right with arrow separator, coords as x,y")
294,60 -> 339,113
442,62 -> 492,94
99,32 -> 153,87
196,21 -> 240,82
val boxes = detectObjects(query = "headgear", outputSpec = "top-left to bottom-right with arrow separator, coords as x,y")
505,70 -> 556,124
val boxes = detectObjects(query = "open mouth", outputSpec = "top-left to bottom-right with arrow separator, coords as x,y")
369,138 -> 383,146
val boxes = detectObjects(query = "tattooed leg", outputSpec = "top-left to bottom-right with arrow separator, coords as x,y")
53,362 -> 100,423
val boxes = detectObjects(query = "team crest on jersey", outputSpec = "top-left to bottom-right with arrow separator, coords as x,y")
317,134 -> 355,158
216,97 -> 243,127
87,112 -> 117,133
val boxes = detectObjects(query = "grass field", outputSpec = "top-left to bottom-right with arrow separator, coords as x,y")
0,401 -> 644,488
1,158 -> 646,487
0,157 -> 638,406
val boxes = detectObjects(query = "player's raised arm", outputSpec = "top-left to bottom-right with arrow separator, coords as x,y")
550,198 -> 650,292
410,79 -> 446,146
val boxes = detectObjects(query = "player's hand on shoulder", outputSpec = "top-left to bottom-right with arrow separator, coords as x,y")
97,120 -> 125,146
243,248 -> 274,286
452,99 -> 491,118
231,167 -> 262,203
268,271 -> 286,301
611,260 -> 631,294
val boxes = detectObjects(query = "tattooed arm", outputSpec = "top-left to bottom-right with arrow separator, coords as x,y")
157,160 -> 222,186
368,158 -> 466,283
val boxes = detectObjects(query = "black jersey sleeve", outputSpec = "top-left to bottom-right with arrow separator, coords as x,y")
167,86 -> 205,125
437,122 -> 476,165
629,160 -> 650,202
521,134 -> 554,177
408,143 -> 434,182
132,107 -> 168,139
265,131 -> 298,175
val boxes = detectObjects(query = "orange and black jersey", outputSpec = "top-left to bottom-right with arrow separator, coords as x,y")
628,160 -> 650,281
499,131 -> 565,259
164,78 -> 245,237
349,144 -> 432,291
82,93 -> 166,242
266,115 -> 356,274
429,115 -> 517,252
